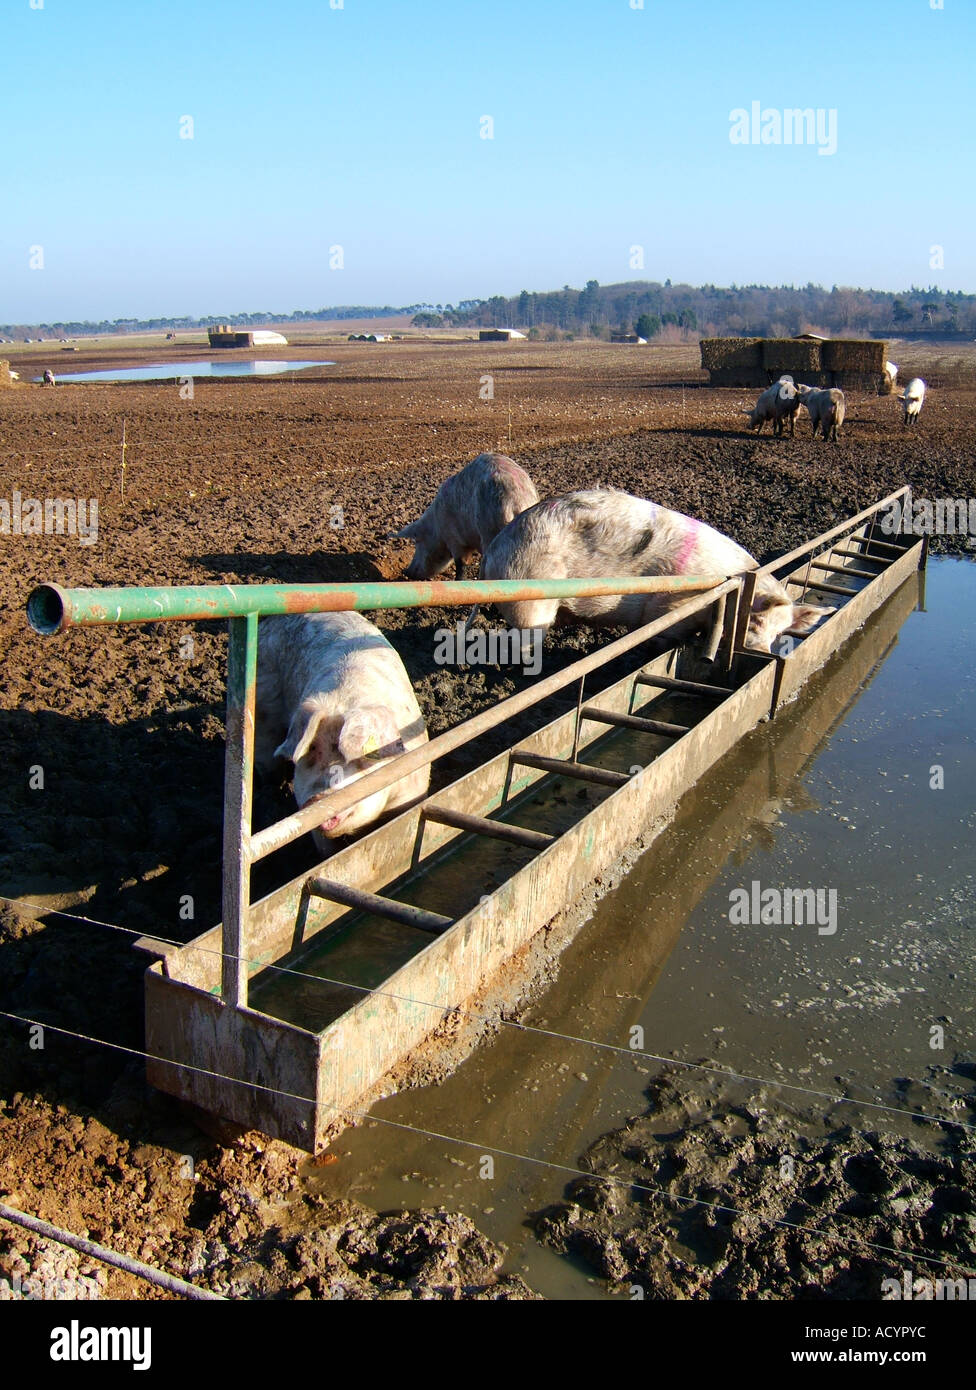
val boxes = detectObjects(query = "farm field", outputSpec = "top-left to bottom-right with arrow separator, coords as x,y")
1,338 -> 975,1299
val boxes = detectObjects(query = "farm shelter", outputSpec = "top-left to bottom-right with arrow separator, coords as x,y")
479,329 -> 527,342
208,325 -> 289,348
700,336 -> 889,393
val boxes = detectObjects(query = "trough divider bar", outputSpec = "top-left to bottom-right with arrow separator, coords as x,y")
422,805 -> 554,849
581,706 -> 691,739
861,538 -> 911,555
305,878 -> 453,935
809,560 -> 878,581
510,752 -> 630,788
635,673 -> 734,697
786,577 -> 860,599
830,546 -> 886,564
248,580 -> 737,862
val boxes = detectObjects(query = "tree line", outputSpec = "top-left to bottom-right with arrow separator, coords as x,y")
6,282 -> 974,341
411,280 -> 976,339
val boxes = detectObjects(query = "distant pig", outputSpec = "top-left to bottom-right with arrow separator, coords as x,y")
476,489 -> 834,654
796,385 -> 846,442
744,378 -> 799,438
898,378 -> 926,427
255,612 -> 429,852
393,452 -> 539,580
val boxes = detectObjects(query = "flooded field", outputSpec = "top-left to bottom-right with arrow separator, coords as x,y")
301,560 -> 974,1297
43,359 -> 335,383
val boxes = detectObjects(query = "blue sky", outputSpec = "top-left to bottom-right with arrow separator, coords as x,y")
3,0 -> 973,320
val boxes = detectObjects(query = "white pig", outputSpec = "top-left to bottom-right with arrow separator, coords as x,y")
743,379 -> 798,437
393,452 -> 539,580
476,489 -> 834,654
898,378 -> 926,427
796,385 -> 846,442
255,611 -> 429,852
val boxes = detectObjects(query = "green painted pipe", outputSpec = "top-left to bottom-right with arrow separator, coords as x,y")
27,574 -> 731,634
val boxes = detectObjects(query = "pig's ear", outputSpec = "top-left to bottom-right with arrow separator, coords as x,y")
275,703 -> 328,763
338,707 -> 406,762
392,520 -> 418,540
787,603 -> 835,635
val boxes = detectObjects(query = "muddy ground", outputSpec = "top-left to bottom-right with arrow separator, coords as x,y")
535,1066 -> 976,1300
1,338 -> 974,1298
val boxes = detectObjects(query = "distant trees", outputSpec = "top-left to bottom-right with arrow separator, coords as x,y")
8,281 -> 975,344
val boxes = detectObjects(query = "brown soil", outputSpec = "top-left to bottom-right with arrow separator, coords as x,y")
1,338 -> 974,1298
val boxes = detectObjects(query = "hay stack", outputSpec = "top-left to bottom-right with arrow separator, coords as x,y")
0,360 -> 20,389
833,370 -> 886,393
762,338 -> 822,373
786,369 -> 833,389
821,339 -> 887,373
700,338 -> 763,372
708,366 -> 767,387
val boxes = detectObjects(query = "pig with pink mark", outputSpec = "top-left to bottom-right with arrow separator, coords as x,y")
255,612 -> 429,854
474,488 -> 834,655
393,452 -> 539,580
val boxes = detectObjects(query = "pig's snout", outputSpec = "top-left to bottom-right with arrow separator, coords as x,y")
300,792 -> 351,837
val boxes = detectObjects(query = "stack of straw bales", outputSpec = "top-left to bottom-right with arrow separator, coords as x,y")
701,337 -> 888,391
822,339 -> 889,393
761,338 -> 821,375
699,337 -> 764,387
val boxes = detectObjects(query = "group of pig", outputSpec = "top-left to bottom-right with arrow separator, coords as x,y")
744,374 -> 927,441
257,452 -> 833,850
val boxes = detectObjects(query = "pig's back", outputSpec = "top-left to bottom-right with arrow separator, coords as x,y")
259,611 -> 414,711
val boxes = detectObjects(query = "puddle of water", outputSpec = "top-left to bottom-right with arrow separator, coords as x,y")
39,360 -> 335,383
281,560 -> 973,1299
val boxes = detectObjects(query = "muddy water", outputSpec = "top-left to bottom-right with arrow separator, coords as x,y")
294,560 -> 974,1298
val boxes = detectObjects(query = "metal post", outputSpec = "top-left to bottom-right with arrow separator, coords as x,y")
571,676 -> 586,761
222,613 -> 258,1007
732,571 -> 758,655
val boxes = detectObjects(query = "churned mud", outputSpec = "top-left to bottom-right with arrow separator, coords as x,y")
534,1066 -> 976,1300
1,338 -> 974,1298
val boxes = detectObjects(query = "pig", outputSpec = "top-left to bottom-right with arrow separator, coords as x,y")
42,369 -> 56,387
898,378 -> 926,427
744,378 -> 798,437
392,452 -> 539,580
796,384 -> 846,441
255,611 -> 429,853
475,489 -> 834,654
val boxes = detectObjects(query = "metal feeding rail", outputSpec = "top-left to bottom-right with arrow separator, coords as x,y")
27,486 -> 923,1150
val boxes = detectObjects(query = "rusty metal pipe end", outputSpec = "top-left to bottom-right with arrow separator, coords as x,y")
27,584 -> 68,635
